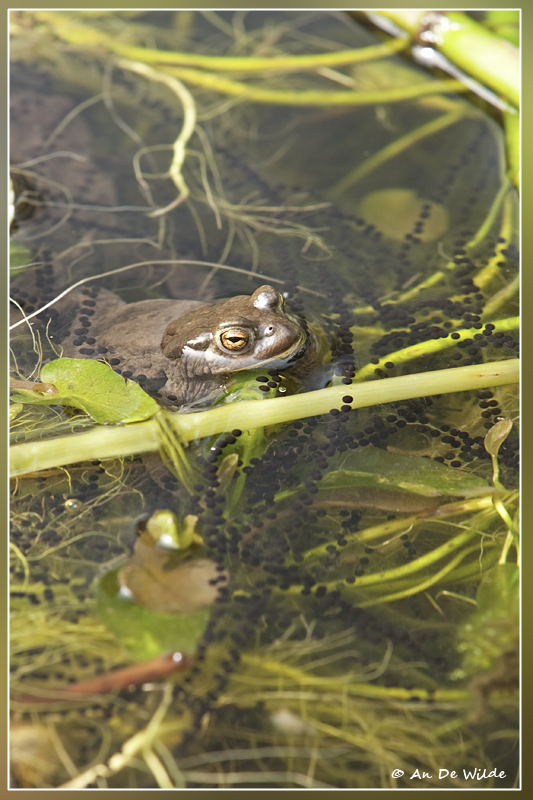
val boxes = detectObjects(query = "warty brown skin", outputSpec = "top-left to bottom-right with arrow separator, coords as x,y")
61,285 -> 316,406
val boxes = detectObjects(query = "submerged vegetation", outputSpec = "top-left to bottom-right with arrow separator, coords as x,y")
10,10 -> 518,789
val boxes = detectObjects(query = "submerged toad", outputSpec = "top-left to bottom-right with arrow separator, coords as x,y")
61,285 -> 318,406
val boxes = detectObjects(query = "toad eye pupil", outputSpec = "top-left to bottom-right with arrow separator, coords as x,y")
220,330 -> 249,351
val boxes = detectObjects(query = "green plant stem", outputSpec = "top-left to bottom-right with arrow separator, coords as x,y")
329,107 -> 467,196
484,10 -> 520,47
353,318 -> 518,381
493,497 -> 519,547
504,109 -> 520,190
352,180 -> 515,317
474,195 -> 516,290
466,178 -> 513,252
498,530 -> 516,565
442,10 -> 519,107
59,683 -> 179,790
302,495 -> 495,564
115,58 -> 196,216
281,529 -> 475,596
355,544 -> 484,607
162,66 -> 465,106
374,10 -> 519,108
29,10 -> 410,71
10,359 -> 518,478
240,654 -> 469,703
113,33 -> 411,71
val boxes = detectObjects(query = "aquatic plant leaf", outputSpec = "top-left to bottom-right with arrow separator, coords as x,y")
475,562 -> 519,615
453,563 -> 519,683
97,568 -> 210,660
320,448 -> 489,497
10,358 -> 159,423
484,417 -> 513,457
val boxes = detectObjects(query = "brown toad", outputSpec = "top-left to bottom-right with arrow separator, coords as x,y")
62,285 -> 318,406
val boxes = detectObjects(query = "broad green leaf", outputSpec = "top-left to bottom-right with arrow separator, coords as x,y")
454,563 -> 519,680
10,358 -> 159,423
97,568 -> 210,660
320,448 -> 489,498
475,562 -> 519,616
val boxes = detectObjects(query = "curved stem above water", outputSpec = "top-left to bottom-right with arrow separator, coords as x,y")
10,359 -> 518,478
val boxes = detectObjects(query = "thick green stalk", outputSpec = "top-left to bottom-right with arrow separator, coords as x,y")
484,10 -> 520,47
375,9 -> 519,108
504,109 -> 520,190
10,359 -> 518,478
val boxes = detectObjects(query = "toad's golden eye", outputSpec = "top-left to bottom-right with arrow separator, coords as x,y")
219,329 -> 251,352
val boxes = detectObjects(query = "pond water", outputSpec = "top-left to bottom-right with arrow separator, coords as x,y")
9,10 -> 519,790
